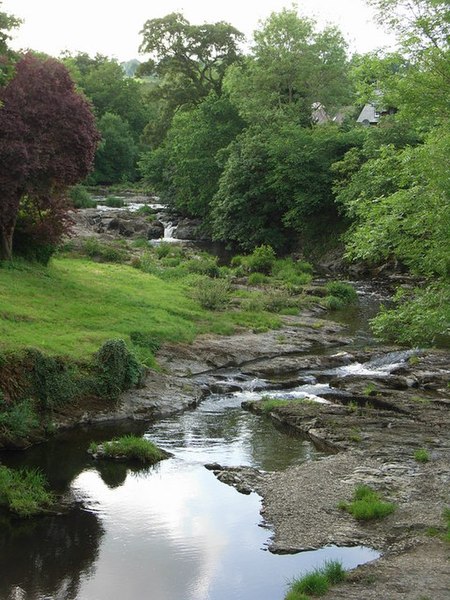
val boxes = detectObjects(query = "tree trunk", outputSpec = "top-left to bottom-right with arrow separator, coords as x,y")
0,224 -> 14,261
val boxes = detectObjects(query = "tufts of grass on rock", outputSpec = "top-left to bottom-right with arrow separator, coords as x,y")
0,465 -> 54,517
285,560 -> 345,599
339,485 -> 396,521
414,448 -> 430,463
89,435 -> 170,465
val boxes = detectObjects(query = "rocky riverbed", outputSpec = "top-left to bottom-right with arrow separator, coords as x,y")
51,303 -> 449,599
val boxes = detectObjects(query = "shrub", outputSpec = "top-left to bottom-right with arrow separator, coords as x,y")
81,238 -> 128,263
185,254 -> 220,278
103,196 -> 125,208
0,398 -> 39,439
95,339 -> 143,399
248,272 -> 269,285
325,295 -> 345,311
135,205 -> 156,217
89,434 -> 168,464
0,465 -> 54,517
325,281 -> 358,304
371,283 -> 450,347
154,242 -> 172,259
68,185 -> 96,208
247,244 -> 276,274
25,348 -> 78,409
263,289 -> 298,313
190,277 -> 230,310
414,448 -> 430,463
339,485 -> 396,520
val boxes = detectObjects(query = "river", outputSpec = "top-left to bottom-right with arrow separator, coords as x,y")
0,282 -> 392,600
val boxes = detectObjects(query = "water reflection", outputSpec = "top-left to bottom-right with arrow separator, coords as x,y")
0,391 -> 377,599
0,508 -> 103,600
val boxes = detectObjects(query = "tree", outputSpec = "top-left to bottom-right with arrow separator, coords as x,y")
64,53 -> 150,139
367,0 -> 450,125
138,13 -> 243,145
225,8 -> 350,126
139,93 -> 243,217
139,13 -> 244,100
0,54 -> 100,261
90,113 -> 138,185
0,2 -> 22,85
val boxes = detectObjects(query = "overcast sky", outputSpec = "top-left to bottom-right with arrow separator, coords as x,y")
3,0 -> 395,61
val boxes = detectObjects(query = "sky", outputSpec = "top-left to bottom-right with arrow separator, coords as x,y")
3,0 -> 395,62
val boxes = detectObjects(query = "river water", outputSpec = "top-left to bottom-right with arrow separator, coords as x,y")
0,281 -> 392,600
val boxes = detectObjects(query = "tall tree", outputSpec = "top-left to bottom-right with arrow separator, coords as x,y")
0,1 -> 22,85
225,8 -> 350,125
0,54 -> 100,260
139,13 -> 244,100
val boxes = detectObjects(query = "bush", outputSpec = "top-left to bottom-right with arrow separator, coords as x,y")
95,339 -> 143,399
0,465 -> 54,517
103,196 -> 125,208
190,277 -> 230,310
325,281 -> 357,304
247,244 -> 276,274
89,434 -> 168,464
0,398 -> 39,439
248,272 -> 269,285
25,349 -> 78,409
68,185 -> 96,208
185,254 -> 220,278
339,485 -> 396,520
81,238 -> 128,263
325,295 -> 345,311
371,283 -> 450,347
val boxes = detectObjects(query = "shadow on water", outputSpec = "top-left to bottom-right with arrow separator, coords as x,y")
0,508 -> 104,600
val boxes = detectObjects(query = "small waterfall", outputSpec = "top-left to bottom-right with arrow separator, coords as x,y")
163,222 -> 176,240
332,349 -> 420,377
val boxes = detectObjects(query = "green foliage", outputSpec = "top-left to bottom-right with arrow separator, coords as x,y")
226,8 -> 350,125
190,277 -> 231,310
81,238 -> 128,263
371,283 -> 450,347
25,349 -> 78,410
90,434 -> 168,464
103,195 -> 125,208
338,130 -> 450,278
325,281 -> 357,303
0,398 -> 39,439
339,485 -> 396,520
248,273 -> 269,285
247,245 -> 276,274
90,113 -> 138,185
285,561 -> 345,599
414,448 -> 430,463
95,339 -> 143,400
68,185 -> 96,208
139,94 -> 244,218
0,466 -> 54,517
129,331 -> 161,354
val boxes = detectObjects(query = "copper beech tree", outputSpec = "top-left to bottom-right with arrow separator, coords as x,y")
0,54 -> 100,260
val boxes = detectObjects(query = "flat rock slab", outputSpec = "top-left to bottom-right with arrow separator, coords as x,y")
158,315 -> 351,377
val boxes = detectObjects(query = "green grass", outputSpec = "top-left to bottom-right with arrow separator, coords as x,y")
259,396 -> 315,413
414,448 -> 430,463
339,485 -> 396,521
89,435 -> 168,464
0,465 -> 54,517
0,257 -> 284,361
285,560 -> 345,599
